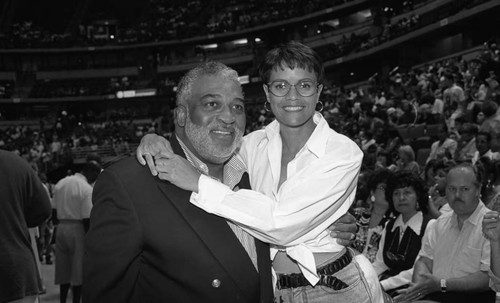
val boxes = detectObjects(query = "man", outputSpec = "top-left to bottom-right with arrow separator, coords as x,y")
479,100 -> 500,152
53,160 -> 102,303
83,61 -> 275,303
454,122 -> 477,163
401,163 -> 495,302
0,150 -> 52,303
472,131 -> 500,165
425,123 -> 457,164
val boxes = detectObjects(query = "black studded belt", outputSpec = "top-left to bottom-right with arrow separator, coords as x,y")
276,249 -> 352,290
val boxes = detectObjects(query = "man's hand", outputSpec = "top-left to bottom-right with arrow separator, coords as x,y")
393,274 -> 439,303
483,211 -> 500,242
329,212 -> 357,246
155,155 -> 201,192
135,134 -> 173,176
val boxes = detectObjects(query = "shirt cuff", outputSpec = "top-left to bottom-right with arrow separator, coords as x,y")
190,174 -> 231,211
380,269 -> 413,291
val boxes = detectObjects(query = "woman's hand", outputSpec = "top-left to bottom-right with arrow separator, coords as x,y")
155,155 -> 202,192
329,212 -> 357,246
136,134 -> 173,176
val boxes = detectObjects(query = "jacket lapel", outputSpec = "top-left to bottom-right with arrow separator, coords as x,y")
238,173 -> 274,302
157,136 -> 261,298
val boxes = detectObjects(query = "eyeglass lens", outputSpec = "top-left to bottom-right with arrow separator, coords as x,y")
268,80 -> 318,97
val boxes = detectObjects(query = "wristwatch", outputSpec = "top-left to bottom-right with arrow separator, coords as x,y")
440,279 -> 447,293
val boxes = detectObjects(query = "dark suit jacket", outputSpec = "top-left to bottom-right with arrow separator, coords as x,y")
83,137 -> 273,303
0,150 -> 51,302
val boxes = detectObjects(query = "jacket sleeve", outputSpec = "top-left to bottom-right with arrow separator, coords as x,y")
83,168 -> 143,303
24,165 -> 51,227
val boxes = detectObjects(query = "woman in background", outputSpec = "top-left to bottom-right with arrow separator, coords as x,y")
372,171 -> 435,295
352,168 -> 394,262
394,145 -> 420,175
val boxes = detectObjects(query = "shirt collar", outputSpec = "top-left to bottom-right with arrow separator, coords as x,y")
176,135 -> 246,189
264,112 -> 329,159
74,172 -> 88,183
391,211 -> 423,235
451,200 -> 486,227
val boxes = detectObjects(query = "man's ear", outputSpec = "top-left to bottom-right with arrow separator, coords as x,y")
174,106 -> 187,127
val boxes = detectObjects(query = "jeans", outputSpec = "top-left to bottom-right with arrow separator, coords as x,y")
275,249 -> 384,303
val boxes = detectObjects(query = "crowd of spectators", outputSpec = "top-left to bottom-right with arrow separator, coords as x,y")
2,0 -> 491,102
0,0 -> 477,60
1,38 -> 500,185
1,0 -> 360,48
0,103 -> 170,180
1,36 -> 499,187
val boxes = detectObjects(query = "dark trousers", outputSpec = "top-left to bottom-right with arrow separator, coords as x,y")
424,290 -> 496,303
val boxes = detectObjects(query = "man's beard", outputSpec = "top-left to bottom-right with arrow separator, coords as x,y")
185,118 -> 243,164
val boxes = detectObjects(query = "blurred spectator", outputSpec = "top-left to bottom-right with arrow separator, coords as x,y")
52,160 -> 102,303
479,100 -> 500,152
441,72 -> 466,131
351,168 -> 395,262
0,150 -> 52,303
395,145 -> 420,174
455,122 -> 478,163
426,123 -> 457,164
472,131 -> 500,165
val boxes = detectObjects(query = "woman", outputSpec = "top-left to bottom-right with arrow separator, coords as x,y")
394,145 -> 420,174
351,168 -> 394,262
137,42 -> 383,302
371,171 -> 435,295
483,159 -> 500,211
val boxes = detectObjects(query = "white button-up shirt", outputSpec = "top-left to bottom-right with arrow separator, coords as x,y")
190,113 -> 363,285
418,201 -> 491,279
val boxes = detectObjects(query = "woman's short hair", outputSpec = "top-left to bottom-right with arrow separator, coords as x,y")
367,168 -> 393,192
386,171 -> 429,215
258,41 -> 324,84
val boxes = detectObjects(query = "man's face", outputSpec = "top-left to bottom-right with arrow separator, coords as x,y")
181,74 -> 245,164
475,134 -> 490,155
446,166 -> 480,219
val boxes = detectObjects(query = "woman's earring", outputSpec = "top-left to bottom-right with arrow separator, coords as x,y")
370,195 -> 376,202
264,101 -> 271,112
316,101 -> 324,112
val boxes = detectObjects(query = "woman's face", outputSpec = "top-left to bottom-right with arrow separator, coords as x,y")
264,66 -> 322,130
398,150 -> 409,163
434,168 -> 447,182
392,186 -> 418,215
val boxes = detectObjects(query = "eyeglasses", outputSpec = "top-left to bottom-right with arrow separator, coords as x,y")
266,80 -> 320,97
